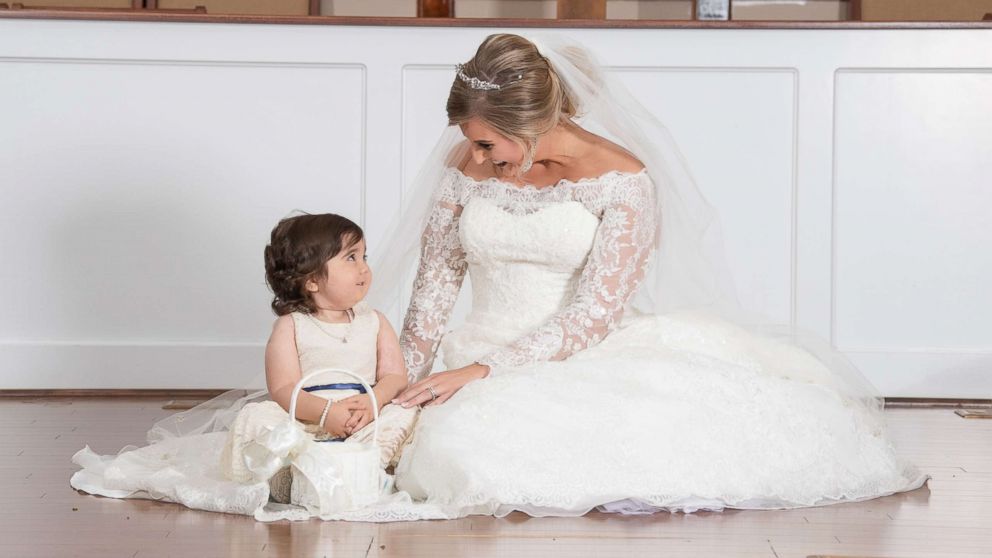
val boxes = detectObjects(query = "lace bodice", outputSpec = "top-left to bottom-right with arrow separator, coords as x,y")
399,167 -> 656,381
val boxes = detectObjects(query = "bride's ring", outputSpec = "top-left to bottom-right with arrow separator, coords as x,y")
427,385 -> 438,401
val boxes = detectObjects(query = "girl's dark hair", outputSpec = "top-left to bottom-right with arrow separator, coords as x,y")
263,213 -> 364,316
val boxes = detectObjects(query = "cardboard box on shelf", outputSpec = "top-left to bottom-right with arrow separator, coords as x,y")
156,0 -> 310,16
8,1 -> 133,7
854,0 -> 992,21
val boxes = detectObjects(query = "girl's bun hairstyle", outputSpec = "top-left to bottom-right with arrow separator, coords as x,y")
263,213 -> 363,316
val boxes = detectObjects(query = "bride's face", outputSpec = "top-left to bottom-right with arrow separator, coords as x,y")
460,118 -> 525,174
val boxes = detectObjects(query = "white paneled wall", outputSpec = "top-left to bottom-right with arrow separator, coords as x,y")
832,69 -> 992,396
613,68 -> 798,324
0,20 -> 990,396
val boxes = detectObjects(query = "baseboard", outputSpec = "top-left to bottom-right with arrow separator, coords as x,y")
0,388 -> 231,398
0,343 -> 266,389
882,397 -> 992,409
2,344 -> 989,397
1,390 -> 990,409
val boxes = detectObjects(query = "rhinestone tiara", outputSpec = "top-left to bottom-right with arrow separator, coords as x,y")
456,64 -> 523,91
456,64 -> 500,90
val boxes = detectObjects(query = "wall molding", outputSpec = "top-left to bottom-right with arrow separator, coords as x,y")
829,67 -> 992,353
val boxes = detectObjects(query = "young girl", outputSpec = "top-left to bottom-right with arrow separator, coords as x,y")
220,213 -> 418,504
70,212 -> 417,517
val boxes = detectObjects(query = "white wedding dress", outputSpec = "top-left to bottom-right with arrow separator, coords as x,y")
386,166 -> 929,518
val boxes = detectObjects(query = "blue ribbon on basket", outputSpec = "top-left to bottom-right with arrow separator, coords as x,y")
303,383 -> 367,394
302,383 -> 368,442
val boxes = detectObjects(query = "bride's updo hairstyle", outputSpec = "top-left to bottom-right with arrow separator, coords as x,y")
263,213 -> 364,316
447,34 -> 577,154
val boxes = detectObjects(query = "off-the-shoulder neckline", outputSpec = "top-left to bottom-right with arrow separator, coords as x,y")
446,166 -> 648,192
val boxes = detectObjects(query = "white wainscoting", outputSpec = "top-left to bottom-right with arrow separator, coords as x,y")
832,69 -> 992,397
1,20 -> 989,396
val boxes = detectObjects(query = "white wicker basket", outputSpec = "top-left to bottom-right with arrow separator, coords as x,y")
287,367 -> 382,514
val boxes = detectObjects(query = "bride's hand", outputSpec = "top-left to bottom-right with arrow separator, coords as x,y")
393,364 -> 490,408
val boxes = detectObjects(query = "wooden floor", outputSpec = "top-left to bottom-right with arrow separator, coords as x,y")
1,398 -> 989,558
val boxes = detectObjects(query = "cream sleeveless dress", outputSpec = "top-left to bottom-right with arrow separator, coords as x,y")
221,302 -> 418,501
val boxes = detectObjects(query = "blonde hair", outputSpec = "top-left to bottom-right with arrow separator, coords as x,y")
447,34 -> 577,152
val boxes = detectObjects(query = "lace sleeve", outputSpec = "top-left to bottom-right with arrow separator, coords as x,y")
399,171 -> 469,383
477,173 -> 656,373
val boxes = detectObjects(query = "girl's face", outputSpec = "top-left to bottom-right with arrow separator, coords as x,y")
460,118 -> 525,175
305,237 -> 371,312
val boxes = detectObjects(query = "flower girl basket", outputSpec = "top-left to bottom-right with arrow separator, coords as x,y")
281,367 -> 386,516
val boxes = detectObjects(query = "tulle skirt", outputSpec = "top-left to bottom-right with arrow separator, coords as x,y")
393,312 -> 929,516
69,402 -> 419,521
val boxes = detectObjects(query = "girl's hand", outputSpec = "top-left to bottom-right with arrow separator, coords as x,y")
321,402 -> 358,438
340,394 -> 376,434
392,364 -> 489,408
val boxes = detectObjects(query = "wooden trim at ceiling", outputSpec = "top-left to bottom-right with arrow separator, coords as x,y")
1,8 -> 991,29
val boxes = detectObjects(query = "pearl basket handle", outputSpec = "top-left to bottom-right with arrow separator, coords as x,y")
288,367 -> 379,447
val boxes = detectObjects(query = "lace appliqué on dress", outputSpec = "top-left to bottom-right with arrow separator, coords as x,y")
398,167 -> 656,380
399,171 -> 469,383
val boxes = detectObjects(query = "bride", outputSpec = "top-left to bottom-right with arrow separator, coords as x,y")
69,32 -> 928,522
372,32 -> 928,517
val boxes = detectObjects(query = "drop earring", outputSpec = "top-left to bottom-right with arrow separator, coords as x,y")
519,140 -> 537,174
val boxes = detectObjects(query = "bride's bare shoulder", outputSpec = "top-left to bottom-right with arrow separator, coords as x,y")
573,136 -> 645,179
600,150 -> 645,174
